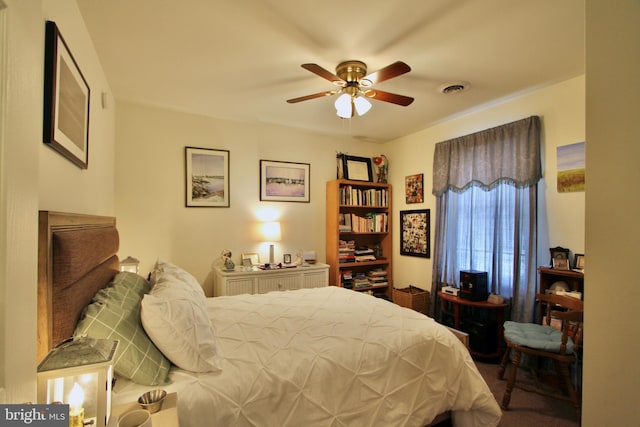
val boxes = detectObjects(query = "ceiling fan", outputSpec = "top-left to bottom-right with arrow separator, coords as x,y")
287,60 -> 414,118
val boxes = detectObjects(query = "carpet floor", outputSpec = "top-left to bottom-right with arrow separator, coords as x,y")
474,360 -> 580,427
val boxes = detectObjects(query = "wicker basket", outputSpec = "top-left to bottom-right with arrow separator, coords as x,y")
393,286 -> 430,314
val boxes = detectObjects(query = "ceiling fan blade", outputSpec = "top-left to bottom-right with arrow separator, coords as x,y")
301,64 -> 345,85
362,61 -> 411,86
364,89 -> 414,106
287,90 -> 337,103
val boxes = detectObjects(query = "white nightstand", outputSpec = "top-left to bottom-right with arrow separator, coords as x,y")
213,263 -> 329,296
108,392 -> 179,427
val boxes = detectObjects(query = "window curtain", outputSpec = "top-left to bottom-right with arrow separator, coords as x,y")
431,116 -> 541,322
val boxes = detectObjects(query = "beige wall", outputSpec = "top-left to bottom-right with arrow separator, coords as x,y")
583,1 -> 640,424
386,76 -> 585,291
0,0 -> 115,403
114,101 -> 380,295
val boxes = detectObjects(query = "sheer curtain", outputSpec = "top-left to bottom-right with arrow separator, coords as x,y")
431,116 -> 541,322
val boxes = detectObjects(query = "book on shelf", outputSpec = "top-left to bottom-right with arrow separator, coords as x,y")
338,213 -> 387,233
339,185 -> 388,207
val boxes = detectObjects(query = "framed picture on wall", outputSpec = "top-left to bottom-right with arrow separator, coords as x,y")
405,173 -> 424,204
260,160 -> 310,202
342,155 -> 373,182
43,21 -> 91,169
400,209 -> 430,258
185,147 -> 230,207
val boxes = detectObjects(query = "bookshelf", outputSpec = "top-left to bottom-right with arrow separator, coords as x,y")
326,179 -> 392,299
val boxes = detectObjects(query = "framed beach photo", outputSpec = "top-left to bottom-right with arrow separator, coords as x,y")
260,160 -> 310,202
43,21 -> 90,169
185,147 -> 230,207
400,209 -> 431,258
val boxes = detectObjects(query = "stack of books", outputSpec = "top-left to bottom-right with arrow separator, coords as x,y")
338,240 -> 356,263
341,270 -> 353,288
353,273 -> 370,288
367,269 -> 388,287
354,246 -> 376,262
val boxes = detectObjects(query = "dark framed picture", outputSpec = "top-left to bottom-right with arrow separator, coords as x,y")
185,147 -> 230,207
43,21 -> 90,169
260,160 -> 310,202
405,173 -> 424,204
342,155 -> 373,182
400,209 -> 430,258
283,254 -> 292,264
549,246 -> 570,267
574,253 -> 585,270
552,257 -> 570,271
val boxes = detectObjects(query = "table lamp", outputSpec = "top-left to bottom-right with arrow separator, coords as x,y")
261,221 -> 281,264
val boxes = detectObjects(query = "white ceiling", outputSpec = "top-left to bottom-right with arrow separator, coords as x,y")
76,0 -> 585,143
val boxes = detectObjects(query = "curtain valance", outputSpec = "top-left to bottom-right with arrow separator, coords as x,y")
432,116 -> 541,196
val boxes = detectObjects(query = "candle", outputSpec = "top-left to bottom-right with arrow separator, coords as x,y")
68,383 -> 85,427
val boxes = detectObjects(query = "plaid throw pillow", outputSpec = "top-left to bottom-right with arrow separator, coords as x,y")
75,272 -> 171,386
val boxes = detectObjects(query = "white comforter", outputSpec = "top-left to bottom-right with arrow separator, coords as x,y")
113,286 -> 501,426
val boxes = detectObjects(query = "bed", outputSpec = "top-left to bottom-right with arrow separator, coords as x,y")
37,211 -> 501,427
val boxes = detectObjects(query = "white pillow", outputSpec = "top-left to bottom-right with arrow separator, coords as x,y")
141,274 -> 222,372
150,258 -> 206,298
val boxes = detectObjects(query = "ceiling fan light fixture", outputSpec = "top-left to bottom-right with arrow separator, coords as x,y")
353,95 -> 372,116
335,93 -> 353,118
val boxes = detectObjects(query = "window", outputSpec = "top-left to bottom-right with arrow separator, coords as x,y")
431,116 -> 541,322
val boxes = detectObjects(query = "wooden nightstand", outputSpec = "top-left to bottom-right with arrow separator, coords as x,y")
107,392 -> 179,427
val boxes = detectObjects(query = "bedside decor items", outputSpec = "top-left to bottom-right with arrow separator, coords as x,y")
400,209 -> 430,258
43,21 -> 90,169
37,337 -> 119,427
372,155 -> 388,183
574,253 -> 585,271
185,147 -> 229,207
119,256 -> 140,274
405,173 -> 424,204
341,155 -> 373,182
260,160 -> 310,202
220,249 -> 235,270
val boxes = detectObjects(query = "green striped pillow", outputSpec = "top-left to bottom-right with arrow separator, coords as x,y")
75,272 -> 171,385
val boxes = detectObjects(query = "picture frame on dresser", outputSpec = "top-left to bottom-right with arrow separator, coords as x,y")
43,21 -> 90,169
574,253 -> 585,270
342,155 -> 373,182
185,147 -> 230,207
260,160 -> 310,202
400,209 -> 430,258
549,246 -> 570,267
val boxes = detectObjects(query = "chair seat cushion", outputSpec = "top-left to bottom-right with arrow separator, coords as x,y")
504,321 -> 574,353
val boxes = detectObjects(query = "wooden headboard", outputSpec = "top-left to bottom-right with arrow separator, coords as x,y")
37,211 -> 120,362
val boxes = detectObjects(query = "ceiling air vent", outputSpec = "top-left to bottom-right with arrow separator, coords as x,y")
439,82 -> 470,95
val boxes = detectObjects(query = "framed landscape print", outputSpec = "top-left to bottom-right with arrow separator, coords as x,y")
43,21 -> 90,169
185,147 -> 230,207
260,160 -> 310,202
400,209 -> 430,258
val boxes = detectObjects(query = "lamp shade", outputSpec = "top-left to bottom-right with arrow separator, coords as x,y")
353,96 -> 372,116
334,93 -> 353,118
38,337 -> 118,427
261,221 -> 281,242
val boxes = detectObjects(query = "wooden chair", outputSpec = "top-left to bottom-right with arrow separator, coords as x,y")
498,293 -> 583,421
